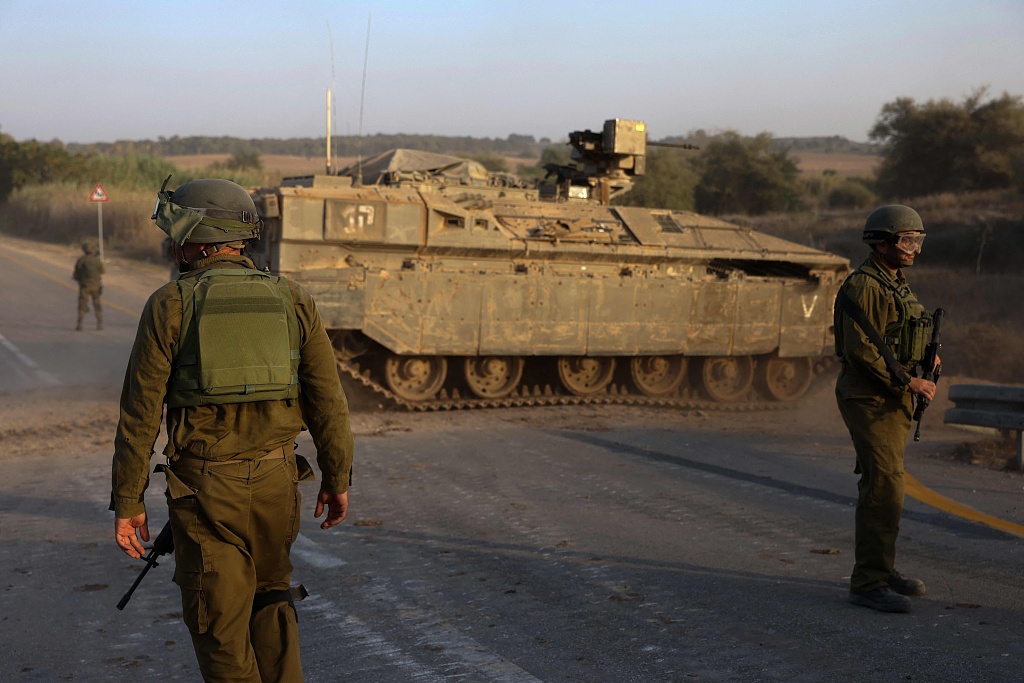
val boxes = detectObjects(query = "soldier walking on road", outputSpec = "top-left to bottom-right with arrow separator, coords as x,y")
834,205 -> 938,613
72,239 -> 104,330
111,177 -> 355,682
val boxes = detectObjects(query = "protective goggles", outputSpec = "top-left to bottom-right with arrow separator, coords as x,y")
893,232 -> 925,255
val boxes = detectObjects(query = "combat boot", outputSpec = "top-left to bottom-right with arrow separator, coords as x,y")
848,586 -> 911,613
887,570 -> 926,596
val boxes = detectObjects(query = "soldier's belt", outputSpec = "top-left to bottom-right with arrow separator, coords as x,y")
171,444 -> 290,470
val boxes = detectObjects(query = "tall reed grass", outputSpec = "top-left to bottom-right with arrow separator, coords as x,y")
0,156 -> 266,260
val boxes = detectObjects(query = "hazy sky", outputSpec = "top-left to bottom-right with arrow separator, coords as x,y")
1,0 -> 1021,145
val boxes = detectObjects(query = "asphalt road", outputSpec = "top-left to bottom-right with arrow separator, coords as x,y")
1,236 -> 1022,682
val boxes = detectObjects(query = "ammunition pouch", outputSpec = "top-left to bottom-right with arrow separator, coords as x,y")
835,267 -> 931,367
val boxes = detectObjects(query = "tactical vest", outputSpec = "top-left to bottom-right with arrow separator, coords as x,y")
834,263 -> 932,366
74,255 -> 103,285
166,268 -> 300,408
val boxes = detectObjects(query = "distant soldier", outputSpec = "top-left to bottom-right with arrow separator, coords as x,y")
834,205 -> 938,613
72,239 -> 104,330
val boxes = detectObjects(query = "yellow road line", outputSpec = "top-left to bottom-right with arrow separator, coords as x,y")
0,248 -> 140,318
905,471 -> 1024,537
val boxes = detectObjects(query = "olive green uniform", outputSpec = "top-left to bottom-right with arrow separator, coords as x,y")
112,253 -> 354,683
834,252 -> 924,594
73,252 -> 104,329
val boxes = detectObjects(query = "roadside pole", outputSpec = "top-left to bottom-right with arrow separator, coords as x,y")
88,183 -> 110,260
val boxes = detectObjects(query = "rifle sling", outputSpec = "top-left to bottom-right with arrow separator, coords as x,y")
836,288 -> 912,387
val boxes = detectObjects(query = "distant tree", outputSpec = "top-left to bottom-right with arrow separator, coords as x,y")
225,150 -> 262,171
505,134 -> 537,156
614,149 -> 699,211
0,131 -> 86,203
693,132 -> 803,215
870,88 -> 1024,198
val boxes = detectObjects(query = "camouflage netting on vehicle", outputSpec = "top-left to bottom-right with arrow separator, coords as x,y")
338,149 -> 489,186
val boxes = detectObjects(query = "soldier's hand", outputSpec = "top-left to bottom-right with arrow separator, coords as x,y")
115,513 -> 150,559
908,377 -> 936,401
315,489 -> 349,529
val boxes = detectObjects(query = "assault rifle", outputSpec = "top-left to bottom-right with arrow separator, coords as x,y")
117,521 -> 174,610
912,308 -> 945,442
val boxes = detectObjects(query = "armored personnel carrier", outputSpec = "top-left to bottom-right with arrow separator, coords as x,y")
248,119 -> 848,409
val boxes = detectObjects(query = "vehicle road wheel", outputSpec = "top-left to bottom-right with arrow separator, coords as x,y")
384,355 -> 447,402
464,356 -> 524,399
697,356 -> 754,402
630,355 -> 686,397
756,356 -> 813,402
557,356 -> 616,395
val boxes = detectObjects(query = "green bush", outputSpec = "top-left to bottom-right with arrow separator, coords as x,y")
225,151 -> 262,171
827,180 -> 876,209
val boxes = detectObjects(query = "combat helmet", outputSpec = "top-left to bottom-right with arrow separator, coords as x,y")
152,176 -> 261,246
863,205 -> 924,244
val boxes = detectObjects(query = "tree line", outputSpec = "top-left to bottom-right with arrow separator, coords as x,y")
3,88 -> 1023,214
66,133 -> 550,160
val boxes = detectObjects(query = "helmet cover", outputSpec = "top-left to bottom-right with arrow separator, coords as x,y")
152,176 -> 261,245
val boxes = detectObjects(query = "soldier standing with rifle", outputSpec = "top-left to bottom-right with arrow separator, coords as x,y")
111,178 -> 355,681
834,205 -> 940,613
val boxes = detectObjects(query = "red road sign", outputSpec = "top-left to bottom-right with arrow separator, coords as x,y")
89,183 -> 110,202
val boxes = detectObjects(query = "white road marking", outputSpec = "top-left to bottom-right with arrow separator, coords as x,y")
296,535 -> 545,682
292,533 -> 349,568
0,330 -> 61,386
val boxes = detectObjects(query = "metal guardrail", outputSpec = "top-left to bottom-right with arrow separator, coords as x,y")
944,384 -> 1024,471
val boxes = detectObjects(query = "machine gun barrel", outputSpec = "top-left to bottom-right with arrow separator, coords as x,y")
647,140 -> 700,151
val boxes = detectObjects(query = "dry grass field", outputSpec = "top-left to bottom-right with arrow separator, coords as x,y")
791,152 -> 879,177
165,154 -> 355,178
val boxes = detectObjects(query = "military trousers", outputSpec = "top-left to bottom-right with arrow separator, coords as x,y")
77,284 -> 102,328
836,374 -> 913,594
163,447 -> 304,683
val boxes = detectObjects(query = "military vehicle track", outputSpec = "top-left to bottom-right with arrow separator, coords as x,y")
336,354 -> 793,413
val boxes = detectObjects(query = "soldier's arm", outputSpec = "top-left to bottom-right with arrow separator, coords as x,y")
111,288 -> 178,519
290,282 -> 355,496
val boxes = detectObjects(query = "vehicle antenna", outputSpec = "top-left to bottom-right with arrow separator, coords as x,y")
325,19 -> 337,174
355,12 -> 371,186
